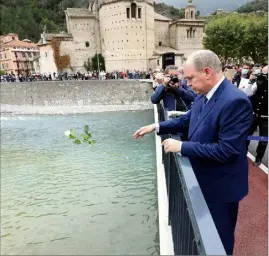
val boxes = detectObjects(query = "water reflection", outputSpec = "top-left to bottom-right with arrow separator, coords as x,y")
1,111 -> 159,255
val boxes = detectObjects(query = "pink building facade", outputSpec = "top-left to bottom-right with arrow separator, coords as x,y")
0,33 -> 40,75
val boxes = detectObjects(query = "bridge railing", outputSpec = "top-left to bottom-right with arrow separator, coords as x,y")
156,103 -> 226,255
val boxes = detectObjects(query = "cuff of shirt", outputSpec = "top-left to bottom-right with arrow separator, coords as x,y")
177,141 -> 183,156
155,123 -> 160,133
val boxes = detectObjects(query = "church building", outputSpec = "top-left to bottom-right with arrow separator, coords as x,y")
40,0 -> 205,73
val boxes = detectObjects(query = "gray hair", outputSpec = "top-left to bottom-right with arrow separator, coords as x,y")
185,50 -> 222,73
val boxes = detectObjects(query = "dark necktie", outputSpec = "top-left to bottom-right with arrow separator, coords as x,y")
202,96 -> 208,110
198,96 -> 208,120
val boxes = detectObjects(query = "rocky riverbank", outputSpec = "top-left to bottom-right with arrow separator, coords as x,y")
1,103 -> 153,115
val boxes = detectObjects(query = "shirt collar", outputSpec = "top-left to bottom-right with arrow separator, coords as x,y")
205,76 -> 225,102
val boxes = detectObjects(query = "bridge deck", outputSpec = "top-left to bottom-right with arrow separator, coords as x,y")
234,160 -> 268,256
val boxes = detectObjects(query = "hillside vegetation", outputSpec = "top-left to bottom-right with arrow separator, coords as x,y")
154,2 -> 185,20
236,0 -> 268,13
0,0 -> 88,41
1,0 -> 267,42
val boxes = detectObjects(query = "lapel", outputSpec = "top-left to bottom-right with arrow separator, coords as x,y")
189,95 -> 203,136
188,79 -> 227,140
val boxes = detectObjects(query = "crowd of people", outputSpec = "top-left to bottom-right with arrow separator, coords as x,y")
0,70 -> 151,83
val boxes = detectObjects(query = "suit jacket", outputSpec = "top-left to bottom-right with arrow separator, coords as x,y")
151,84 -> 196,111
158,78 -> 253,202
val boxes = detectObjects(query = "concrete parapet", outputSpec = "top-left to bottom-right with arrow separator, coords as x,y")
0,80 -> 152,106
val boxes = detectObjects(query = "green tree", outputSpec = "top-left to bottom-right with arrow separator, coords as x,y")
0,0 -> 89,41
91,54 -> 106,72
203,14 -> 246,64
236,0 -> 268,13
204,13 -> 268,64
241,13 -> 268,63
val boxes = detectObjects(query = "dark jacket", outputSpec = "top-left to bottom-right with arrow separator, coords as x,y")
158,78 -> 253,202
233,71 -> 250,87
250,75 -> 268,117
151,84 -> 196,111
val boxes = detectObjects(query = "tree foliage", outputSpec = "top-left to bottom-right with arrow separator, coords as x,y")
236,0 -> 268,13
203,13 -> 268,63
0,0 -> 89,41
154,2 -> 185,20
91,54 -> 106,72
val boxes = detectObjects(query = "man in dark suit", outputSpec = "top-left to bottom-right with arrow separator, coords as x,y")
133,50 -> 253,255
151,70 -> 196,111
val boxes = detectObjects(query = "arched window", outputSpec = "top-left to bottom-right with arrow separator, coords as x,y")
190,27 -> 193,38
193,30 -> 196,38
131,3 -> 137,18
85,41 -> 89,47
191,11 -> 194,19
138,8 -> 141,19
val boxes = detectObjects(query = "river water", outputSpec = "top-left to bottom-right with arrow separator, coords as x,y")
1,110 -> 159,255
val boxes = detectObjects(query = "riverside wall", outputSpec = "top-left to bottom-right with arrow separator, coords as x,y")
0,80 -> 154,114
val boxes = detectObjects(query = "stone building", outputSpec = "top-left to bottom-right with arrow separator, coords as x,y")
37,31 -> 73,75
0,33 -> 40,75
39,0 -> 204,73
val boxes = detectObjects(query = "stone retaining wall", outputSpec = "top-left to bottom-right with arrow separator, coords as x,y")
0,80 -> 152,106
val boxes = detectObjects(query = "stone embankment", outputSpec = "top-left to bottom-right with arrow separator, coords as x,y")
0,80 -> 153,115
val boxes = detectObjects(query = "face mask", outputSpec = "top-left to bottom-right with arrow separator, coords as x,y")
241,69 -> 249,75
253,69 -> 261,75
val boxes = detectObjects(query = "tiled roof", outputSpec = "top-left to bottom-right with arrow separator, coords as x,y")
3,40 -> 38,48
66,8 -> 92,17
37,33 -> 73,46
154,12 -> 171,21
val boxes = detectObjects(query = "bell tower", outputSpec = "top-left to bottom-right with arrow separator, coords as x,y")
185,0 -> 196,20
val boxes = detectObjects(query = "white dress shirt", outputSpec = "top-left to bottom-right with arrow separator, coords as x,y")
242,82 -> 257,97
155,76 -> 226,153
205,76 -> 225,103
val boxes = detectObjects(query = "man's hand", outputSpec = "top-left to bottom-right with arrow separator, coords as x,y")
162,139 -> 182,153
133,124 -> 156,139
163,76 -> 171,85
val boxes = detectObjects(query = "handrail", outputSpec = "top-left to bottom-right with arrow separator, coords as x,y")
157,103 -> 226,255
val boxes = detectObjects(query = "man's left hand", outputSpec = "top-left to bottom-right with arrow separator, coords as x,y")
162,139 -> 182,153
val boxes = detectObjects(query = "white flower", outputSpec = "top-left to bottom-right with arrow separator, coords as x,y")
65,130 -> 71,137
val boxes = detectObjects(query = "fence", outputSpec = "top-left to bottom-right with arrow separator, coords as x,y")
156,103 -> 226,255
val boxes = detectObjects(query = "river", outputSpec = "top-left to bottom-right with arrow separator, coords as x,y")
1,110 -> 159,255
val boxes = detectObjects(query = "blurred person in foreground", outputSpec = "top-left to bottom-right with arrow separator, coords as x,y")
133,50 -> 253,255
247,65 -> 268,166
151,68 -> 196,111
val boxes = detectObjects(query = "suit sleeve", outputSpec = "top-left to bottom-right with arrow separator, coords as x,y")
151,85 -> 165,104
173,85 -> 196,102
181,97 -> 253,163
158,110 -> 191,135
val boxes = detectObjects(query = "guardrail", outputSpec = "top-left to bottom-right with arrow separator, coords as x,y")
156,103 -> 226,255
